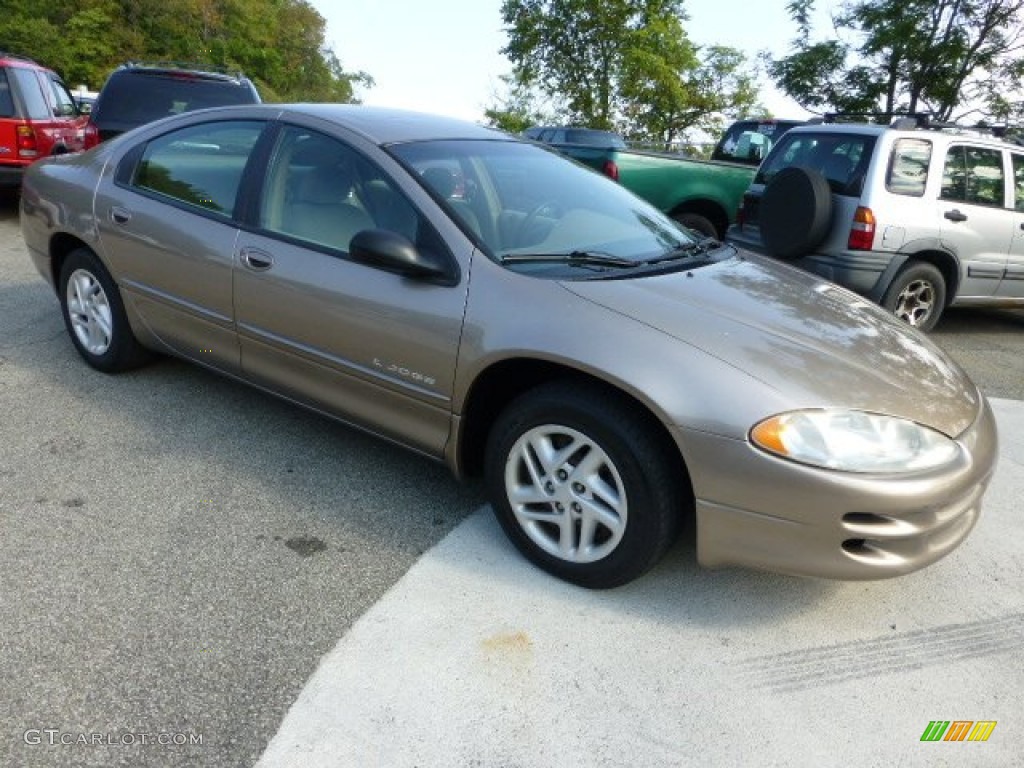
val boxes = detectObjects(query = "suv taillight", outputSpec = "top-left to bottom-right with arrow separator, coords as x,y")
16,125 -> 38,157
848,206 -> 876,250
83,121 -> 100,150
602,159 -> 619,181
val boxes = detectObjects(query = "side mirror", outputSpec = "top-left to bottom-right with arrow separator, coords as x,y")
349,229 -> 457,285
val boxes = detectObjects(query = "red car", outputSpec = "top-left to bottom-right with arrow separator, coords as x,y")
0,51 -> 87,189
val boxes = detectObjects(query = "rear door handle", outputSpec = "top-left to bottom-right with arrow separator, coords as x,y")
239,247 -> 274,271
110,206 -> 132,224
944,209 -> 968,223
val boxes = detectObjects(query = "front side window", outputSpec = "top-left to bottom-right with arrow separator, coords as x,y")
941,145 -> 1005,207
133,121 -> 264,217
259,126 -> 422,253
887,138 -> 932,196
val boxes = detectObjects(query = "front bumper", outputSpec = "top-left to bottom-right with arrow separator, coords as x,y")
676,394 -> 998,579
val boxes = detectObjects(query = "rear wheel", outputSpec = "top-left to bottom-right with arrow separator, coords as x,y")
485,381 -> 685,589
58,248 -> 151,372
881,261 -> 946,332
673,212 -> 717,239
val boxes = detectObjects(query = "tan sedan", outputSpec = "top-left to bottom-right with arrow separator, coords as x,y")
20,105 -> 998,587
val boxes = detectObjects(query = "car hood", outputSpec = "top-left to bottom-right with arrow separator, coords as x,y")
561,250 -> 981,437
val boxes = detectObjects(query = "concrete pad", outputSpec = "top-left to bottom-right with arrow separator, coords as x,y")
257,399 -> 1024,768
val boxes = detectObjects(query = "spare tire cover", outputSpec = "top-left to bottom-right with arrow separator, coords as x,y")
760,166 -> 833,259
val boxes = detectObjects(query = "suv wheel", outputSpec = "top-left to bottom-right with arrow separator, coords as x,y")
485,381 -> 684,589
881,262 -> 946,331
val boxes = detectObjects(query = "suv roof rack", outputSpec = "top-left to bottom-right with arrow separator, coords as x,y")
120,61 -> 245,80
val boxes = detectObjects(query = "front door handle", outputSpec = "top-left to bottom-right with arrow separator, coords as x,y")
110,206 -> 132,224
944,209 -> 968,223
239,247 -> 274,271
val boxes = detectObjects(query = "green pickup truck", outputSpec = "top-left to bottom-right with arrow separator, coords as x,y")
545,119 -> 804,238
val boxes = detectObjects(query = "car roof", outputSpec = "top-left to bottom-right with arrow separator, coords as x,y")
277,104 -> 510,145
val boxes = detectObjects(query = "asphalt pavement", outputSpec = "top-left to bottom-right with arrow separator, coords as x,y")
2,193 -> 1023,767
255,398 -> 1024,768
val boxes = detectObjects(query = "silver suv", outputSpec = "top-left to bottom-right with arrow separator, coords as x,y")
727,116 -> 1024,330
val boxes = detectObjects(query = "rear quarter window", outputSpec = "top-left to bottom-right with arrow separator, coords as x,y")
887,138 -> 932,196
8,67 -> 51,119
0,69 -> 15,117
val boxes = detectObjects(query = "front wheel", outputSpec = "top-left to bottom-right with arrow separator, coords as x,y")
881,262 -> 946,332
58,248 -> 151,372
485,382 -> 686,588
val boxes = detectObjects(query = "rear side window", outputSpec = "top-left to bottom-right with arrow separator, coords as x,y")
757,132 -> 876,196
8,67 -> 50,119
0,69 -> 15,117
132,121 -> 264,217
1012,154 -> 1024,212
941,145 -> 1005,207
887,138 -> 932,196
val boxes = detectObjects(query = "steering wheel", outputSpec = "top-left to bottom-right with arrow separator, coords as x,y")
517,200 -> 563,245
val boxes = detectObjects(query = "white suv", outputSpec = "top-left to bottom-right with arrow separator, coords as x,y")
727,116 -> 1024,330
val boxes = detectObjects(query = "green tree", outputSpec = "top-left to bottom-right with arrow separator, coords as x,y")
0,0 -> 370,102
772,0 -> 1024,122
496,0 -> 759,146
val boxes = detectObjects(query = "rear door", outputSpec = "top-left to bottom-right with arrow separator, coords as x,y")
94,117 -> 268,372
937,143 -> 1013,299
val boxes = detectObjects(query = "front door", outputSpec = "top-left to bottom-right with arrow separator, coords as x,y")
233,124 -> 471,456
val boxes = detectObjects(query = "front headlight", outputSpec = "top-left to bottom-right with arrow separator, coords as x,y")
750,410 -> 959,473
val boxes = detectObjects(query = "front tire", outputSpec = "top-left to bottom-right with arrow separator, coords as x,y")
485,382 -> 686,589
58,248 -> 150,372
881,261 -> 946,332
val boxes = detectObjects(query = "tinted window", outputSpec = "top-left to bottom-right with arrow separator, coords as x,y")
96,73 -> 257,126
563,129 -> 627,148
941,145 -> 1005,207
259,126 -> 421,252
757,131 -> 876,196
8,67 -> 50,119
133,121 -> 264,217
0,70 -> 14,117
887,138 -> 932,196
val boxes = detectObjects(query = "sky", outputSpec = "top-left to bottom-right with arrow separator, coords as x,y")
313,0 -> 841,124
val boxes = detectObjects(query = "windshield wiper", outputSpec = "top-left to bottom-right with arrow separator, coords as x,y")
639,238 -> 721,266
499,250 -> 636,268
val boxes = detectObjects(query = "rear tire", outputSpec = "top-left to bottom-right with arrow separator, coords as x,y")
881,261 -> 946,332
484,381 -> 686,589
58,248 -> 151,372
673,212 -> 718,239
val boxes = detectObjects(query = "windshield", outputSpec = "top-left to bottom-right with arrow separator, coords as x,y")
389,139 -> 698,272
